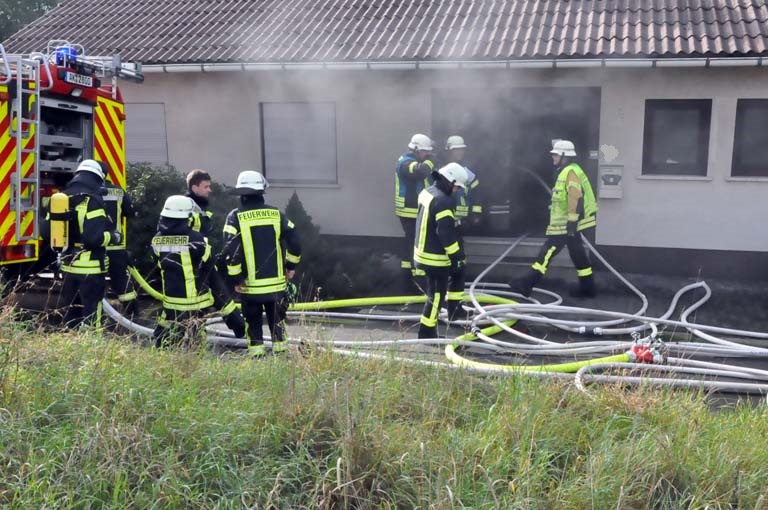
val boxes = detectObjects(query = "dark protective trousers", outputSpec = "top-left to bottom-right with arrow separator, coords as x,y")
153,308 -> 207,348
210,263 -> 246,338
398,217 -> 416,270
446,265 -> 465,322
241,297 -> 284,347
107,249 -> 137,303
399,216 -> 426,287
446,227 -> 467,321
59,272 -> 107,328
418,267 -> 450,339
518,234 -> 594,297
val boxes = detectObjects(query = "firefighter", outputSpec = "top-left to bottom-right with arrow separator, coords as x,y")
58,159 -> 121,328
413,162 -> 469,339
97,161 -> 139,317
151,195 -> 215,348
444,135 -> 482,227
444,135 -> 482,321
511,139 -> 599,298
395,134 -> 436,285
223,171 -> 301,357
185,168 -> 246,338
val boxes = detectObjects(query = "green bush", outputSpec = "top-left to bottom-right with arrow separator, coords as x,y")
124,166 -> 399,300
285,192 -> 402,300
125,163 -> 185,273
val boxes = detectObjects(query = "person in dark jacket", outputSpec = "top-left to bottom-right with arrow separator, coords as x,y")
395,134 -> 436,285
151,195 -> 215,348
184,168 -> 246,337
185,168 -> 214,236
223,171 -> 301,357
413,162 -> 469,339
97,161 -> 140,317
57,160 -> 121,328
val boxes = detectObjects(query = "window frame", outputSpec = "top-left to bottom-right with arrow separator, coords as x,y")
124,102 -> 169,165
731,98 -> 768,177
641,99 -> 712,177
259,101 -> 339,186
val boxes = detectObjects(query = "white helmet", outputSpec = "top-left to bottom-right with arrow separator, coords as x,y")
445,135 -> 467,150
408,133 -> 434,152
233,170 -> 268,194
550,139 -> 577,157
437,162 -> 469,189
160,195 -> 195,219
76,159 -> 105,181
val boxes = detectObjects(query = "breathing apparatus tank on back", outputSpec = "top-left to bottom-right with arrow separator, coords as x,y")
49,192 -> 70,251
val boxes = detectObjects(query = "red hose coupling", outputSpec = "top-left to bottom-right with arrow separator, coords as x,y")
630,343 -> 656,363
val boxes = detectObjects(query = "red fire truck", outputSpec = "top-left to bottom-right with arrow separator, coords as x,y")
0,40 -> 142,278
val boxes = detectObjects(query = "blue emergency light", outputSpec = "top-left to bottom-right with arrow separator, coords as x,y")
55,45 -> 78,66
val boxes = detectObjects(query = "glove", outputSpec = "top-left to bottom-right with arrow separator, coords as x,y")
450,257 -> 466,276
286,281 -> 298,303
111,230 -> 123,244
566,221 -> 577,237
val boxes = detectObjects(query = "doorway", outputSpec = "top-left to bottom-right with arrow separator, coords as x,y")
431,86 -> 601,237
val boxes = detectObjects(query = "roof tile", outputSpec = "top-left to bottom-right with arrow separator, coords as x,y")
4,0 -> 768,64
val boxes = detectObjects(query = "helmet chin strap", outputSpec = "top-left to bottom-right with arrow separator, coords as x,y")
434,175 -> 454,195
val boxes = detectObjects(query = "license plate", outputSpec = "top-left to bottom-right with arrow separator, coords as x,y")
64,71 -> 93,87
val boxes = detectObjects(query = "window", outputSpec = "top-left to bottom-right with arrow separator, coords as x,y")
732,99 -> 768,177
125,103 -> 168,164
642,99 -> 711,176
260,102 -> 337,185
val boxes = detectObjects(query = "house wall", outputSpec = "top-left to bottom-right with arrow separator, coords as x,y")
121,66 -> 768,255
121,68 -> 603,238
597,67 -> 768,253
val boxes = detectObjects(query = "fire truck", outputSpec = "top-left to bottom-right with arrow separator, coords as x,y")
0,40 -> 143,279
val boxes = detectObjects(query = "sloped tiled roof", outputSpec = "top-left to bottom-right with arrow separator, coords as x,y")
4,0 -> 768,65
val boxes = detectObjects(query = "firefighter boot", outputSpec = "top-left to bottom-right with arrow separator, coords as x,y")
569,274 -> 597,299
123,299 -> 140,318
224,310 -> 246,338
248,344 -> 267,358
418,324 -> 439,339
509,270 -> 542,298
447,300 -> 463,322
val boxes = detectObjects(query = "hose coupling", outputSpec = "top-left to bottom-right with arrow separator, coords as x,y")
627,337 -> 667,364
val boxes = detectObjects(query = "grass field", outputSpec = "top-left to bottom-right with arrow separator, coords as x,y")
1,309 -> 768,509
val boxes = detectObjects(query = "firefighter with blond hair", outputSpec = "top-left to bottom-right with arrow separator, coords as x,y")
183,168 -> 246,338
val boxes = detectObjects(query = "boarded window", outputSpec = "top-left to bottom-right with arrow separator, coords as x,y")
260,102 -> 338,184
642,99 -> 711,176
125,103 -> 168,165
732,99 -> 768,177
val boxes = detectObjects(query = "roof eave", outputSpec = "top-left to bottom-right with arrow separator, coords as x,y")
141,57 -> 768,73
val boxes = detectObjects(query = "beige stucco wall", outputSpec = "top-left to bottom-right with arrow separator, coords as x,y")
597,67 -> 768,252
121,65 -> 768,252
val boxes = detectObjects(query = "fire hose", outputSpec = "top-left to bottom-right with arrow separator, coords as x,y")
101,235 -> 768,400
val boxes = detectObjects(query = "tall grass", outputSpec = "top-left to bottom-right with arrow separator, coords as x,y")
1,312 -> 767,509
